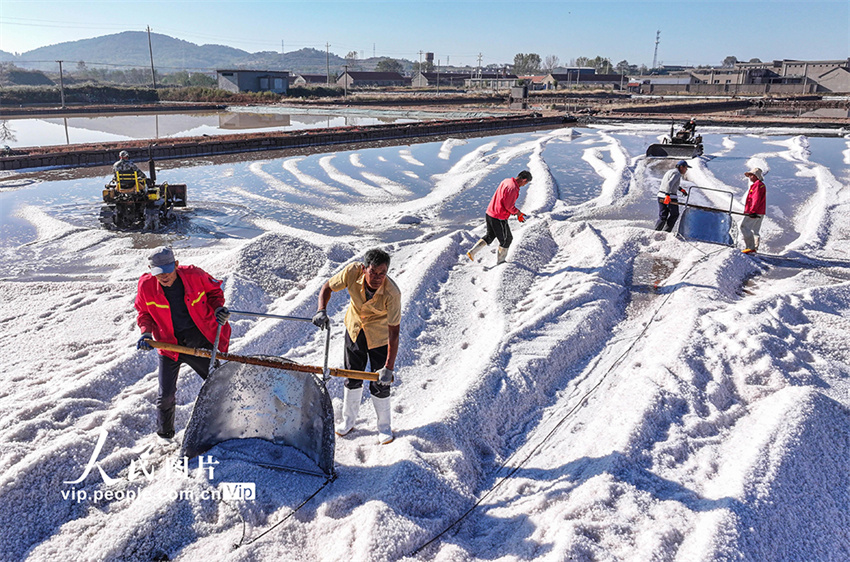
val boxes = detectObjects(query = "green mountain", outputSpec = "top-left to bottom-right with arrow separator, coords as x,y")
16,31 -> 249,72
6,32 -> 412,76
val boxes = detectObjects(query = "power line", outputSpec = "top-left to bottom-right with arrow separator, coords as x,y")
0,17 -> 124,32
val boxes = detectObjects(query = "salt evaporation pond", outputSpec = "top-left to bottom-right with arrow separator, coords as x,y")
0,107 -> 423,149
1,125 -> 847,253
1,123 -> 849,562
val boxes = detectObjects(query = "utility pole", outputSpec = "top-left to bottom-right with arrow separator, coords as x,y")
343,64 -> 348,100
373,43 -> 376,58
281,39 -> 284,55
651,30 -> 660,71
437,59 -> 440,95
56,60 -> 66,108
477,52 -> 483,86
326,42 -> 331,86
147,26 -> 157,88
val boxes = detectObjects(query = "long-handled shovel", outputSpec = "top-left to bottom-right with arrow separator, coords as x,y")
227,309 -> 334,381
148,340 -> 379,381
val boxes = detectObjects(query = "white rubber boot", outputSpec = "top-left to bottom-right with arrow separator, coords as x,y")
335,386 -> 363,436
496,246 -> 509,265
466,239 -> 487,261
372,395 -> 394,444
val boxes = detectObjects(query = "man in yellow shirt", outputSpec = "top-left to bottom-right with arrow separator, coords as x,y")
313,249 -> 401,444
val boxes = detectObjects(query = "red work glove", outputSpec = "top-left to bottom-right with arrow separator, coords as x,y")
517,212 -> 526,223
663,195 -> 671,205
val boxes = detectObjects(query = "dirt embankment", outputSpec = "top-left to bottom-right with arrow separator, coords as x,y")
0,102 -> 226,118
0,113 -> 573,171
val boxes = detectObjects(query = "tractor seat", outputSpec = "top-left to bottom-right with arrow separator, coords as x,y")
116,171 -> 144,193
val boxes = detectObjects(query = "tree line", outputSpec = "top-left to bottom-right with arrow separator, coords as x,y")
0,61 -> 218,88
512,53 -> 765,75
1,52 -> 768,91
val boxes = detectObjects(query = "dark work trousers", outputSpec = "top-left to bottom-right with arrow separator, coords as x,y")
654,198 -> 680,232
482,214 -> 513,248
344,329 -> 390,398
156,341 -> 212,433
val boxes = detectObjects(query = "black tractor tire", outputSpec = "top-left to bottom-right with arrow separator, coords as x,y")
143,208 -> 161,231
99,206 -> 117,230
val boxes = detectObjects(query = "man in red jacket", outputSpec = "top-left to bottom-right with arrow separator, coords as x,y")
135,247 -> 231,438
740,167 -> 767,254
466,170 -> 532,265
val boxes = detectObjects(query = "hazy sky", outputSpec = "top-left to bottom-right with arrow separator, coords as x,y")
1,0 -> 848,68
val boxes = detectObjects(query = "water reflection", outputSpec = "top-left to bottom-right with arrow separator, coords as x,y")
3,109 -> 419,149
219,112 -> 290,129
0,121 -> 16,144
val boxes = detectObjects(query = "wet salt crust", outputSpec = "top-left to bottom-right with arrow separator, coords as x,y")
1,125 -> 849,561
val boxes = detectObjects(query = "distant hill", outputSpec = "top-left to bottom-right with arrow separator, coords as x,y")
0,65 -> 54,87
6,31 -> 415,76
15,32 -> 250,72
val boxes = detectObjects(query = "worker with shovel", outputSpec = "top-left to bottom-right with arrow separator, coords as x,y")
655,160 -> 691,232
135,246 -> 231,439
312,248 -> 401,445
466,170 -> 532,265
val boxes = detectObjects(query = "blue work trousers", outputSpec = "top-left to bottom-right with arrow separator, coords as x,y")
654,198 -> 680,232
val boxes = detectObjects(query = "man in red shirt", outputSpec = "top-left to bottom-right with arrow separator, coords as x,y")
740,167 -> 767,254
135,247 -> 231,438
466,170 -> 532,265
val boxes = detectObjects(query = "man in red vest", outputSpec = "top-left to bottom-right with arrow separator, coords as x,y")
135,247 -> 231,439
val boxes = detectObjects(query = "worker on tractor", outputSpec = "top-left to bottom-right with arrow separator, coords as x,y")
135,246 -> 231,439
312,248 -> 401,445
676,118 -> 697,142
465,170 -> 532,266
113,150 -> 146,189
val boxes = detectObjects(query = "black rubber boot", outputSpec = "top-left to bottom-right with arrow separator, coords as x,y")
157,407 -> 176,439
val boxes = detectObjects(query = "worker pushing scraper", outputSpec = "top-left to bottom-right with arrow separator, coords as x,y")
654,160 -> 691,232
740,167 -> 767,254
313,248 -> 401,445
135,246 -> 231,439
